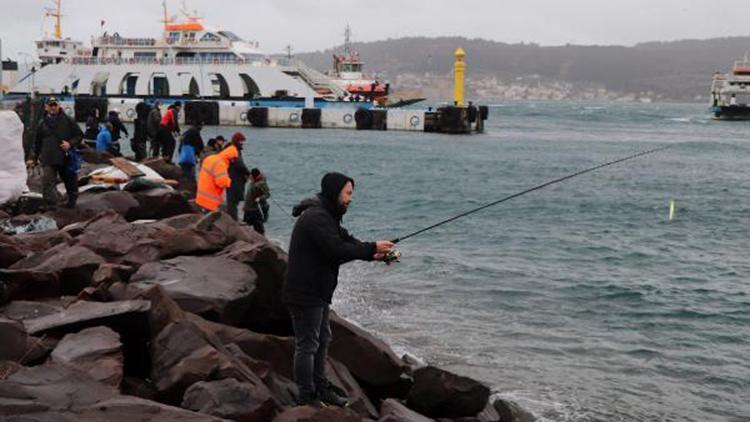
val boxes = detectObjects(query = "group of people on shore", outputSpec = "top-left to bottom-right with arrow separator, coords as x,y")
20,96 -> 396,409
23,97 -> 271,234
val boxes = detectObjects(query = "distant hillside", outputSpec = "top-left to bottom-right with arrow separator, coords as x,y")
296,36 -> 750,102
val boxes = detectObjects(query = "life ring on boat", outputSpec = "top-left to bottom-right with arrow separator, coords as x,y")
342,113 -> 353,124
289,112 -> 300,123
126,108 -> 136,119
63,58 -> 70,64
239,111 -> 248,122
409,115 -> 421,127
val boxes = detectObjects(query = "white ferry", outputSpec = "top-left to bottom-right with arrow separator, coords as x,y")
9,1 -> 374,125
710,55 -> 750,120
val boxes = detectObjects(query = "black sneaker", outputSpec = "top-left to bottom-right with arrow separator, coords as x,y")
317,382 -> 350,407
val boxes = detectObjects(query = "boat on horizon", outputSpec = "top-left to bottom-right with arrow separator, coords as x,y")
710,54 -> 750,120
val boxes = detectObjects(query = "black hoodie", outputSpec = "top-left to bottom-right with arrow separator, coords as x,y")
283,173 -> 376,307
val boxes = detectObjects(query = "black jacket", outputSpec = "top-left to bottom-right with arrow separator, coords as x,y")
283,195 -> 376,307
107,114 -> 129,141
227,144 -> 249,200
34,112 -> 83,166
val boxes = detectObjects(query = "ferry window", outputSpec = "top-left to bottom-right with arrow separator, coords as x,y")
36,42 -> 43,48
168,32 -> 180,43
134,52 -> 157,58
200,33 -> 221,42
217,31 -> 242,41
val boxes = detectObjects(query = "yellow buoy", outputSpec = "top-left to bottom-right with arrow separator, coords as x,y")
668,199 -> 675,220
454,47 -> 466,107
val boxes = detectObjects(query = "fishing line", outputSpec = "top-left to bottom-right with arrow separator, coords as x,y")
391,144 -> 673,244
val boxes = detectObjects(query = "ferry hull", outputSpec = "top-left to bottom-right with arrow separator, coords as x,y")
711,105 -> 750,120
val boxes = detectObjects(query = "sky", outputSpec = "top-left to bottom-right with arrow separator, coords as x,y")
2,0 -> 750,60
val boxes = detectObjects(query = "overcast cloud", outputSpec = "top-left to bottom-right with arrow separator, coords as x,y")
2,0 -> 750,60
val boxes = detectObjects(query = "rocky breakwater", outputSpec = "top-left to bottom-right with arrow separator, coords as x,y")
0,157 -> 534,421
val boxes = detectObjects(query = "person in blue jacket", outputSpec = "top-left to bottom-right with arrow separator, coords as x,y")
95,123 -> 119,155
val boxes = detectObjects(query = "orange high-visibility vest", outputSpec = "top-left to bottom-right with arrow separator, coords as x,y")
195,145 -> 239,211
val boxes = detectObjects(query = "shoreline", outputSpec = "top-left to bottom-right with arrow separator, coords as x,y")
0,146 -> 535,421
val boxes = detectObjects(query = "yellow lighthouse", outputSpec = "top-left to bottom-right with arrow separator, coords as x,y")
454,47 -> 466,107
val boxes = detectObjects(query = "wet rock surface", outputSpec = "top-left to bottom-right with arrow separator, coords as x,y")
0,154 -> 530,421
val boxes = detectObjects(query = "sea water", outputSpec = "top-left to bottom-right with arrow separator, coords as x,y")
210,101 -> 748,421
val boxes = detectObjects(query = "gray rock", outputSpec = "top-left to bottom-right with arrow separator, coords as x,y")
130,256 -> 257,325
50,326 -> 123,387
182,378 -> 277,422
492,398 -> 535,422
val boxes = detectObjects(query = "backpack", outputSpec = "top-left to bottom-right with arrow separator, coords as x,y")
64,148 -> 82,176
178,143 -> 197,165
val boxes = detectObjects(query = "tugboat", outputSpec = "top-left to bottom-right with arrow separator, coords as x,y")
328,25 -> 424,107
710,54 -> 750,120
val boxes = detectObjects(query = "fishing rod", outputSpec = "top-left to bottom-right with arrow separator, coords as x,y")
383,144 -> 673,262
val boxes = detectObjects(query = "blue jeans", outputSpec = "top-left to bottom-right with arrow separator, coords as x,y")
288,304 -> 331,399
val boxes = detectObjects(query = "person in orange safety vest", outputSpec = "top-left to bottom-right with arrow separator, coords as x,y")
195,141 -> 240,212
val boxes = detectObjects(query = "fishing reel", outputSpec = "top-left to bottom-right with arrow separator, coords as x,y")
383,248 -> 401,264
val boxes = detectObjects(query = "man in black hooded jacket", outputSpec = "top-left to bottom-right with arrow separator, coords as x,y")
283,172 -> 394,406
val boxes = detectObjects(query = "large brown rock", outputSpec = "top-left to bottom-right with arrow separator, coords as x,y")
0,317 -> 27,361
151,319 -> 275,405
76,190 -> 140,217
0,234 -> 27,268
187,314 -> 295,379
217,240 -> 291,334
0,364 -> 118,413
182,378 -> 277,422
130,256 -> 257,325
328,358 -> 379,419
491,398 -> 534,422
405,366 -> 490,419
14,230 -> 74,254
49,326 -> 124,387
130,189 -> 194,220
22,299 -> 151,337
378,399 -> 433,422
75,211 -> 164,266
0,364 -> 227,421
1,244 -> 105,300
272,406 -> 368,422
329,313 -> 404,387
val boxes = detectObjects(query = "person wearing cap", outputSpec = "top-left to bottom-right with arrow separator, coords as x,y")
30,97 -> 83,208
225,132 -> 249,220
242,168 -> 270,234
283,172 -> 395,406
107,109 -> 128,149
157,101 -> 181,162
195,139 -> 239,213
147,100 -> 162,157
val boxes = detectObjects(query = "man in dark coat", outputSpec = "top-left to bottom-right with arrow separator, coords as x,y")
282,172 -> 394,406
225,132 -> 249,220
147,100 -> 162,157
30,97 -> 83,208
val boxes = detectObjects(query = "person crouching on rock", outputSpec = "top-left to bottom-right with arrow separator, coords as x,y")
282,172 -> 394,406
242,167 -> 270,234
29,96 -> 83,209
195,139 -> 239,213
